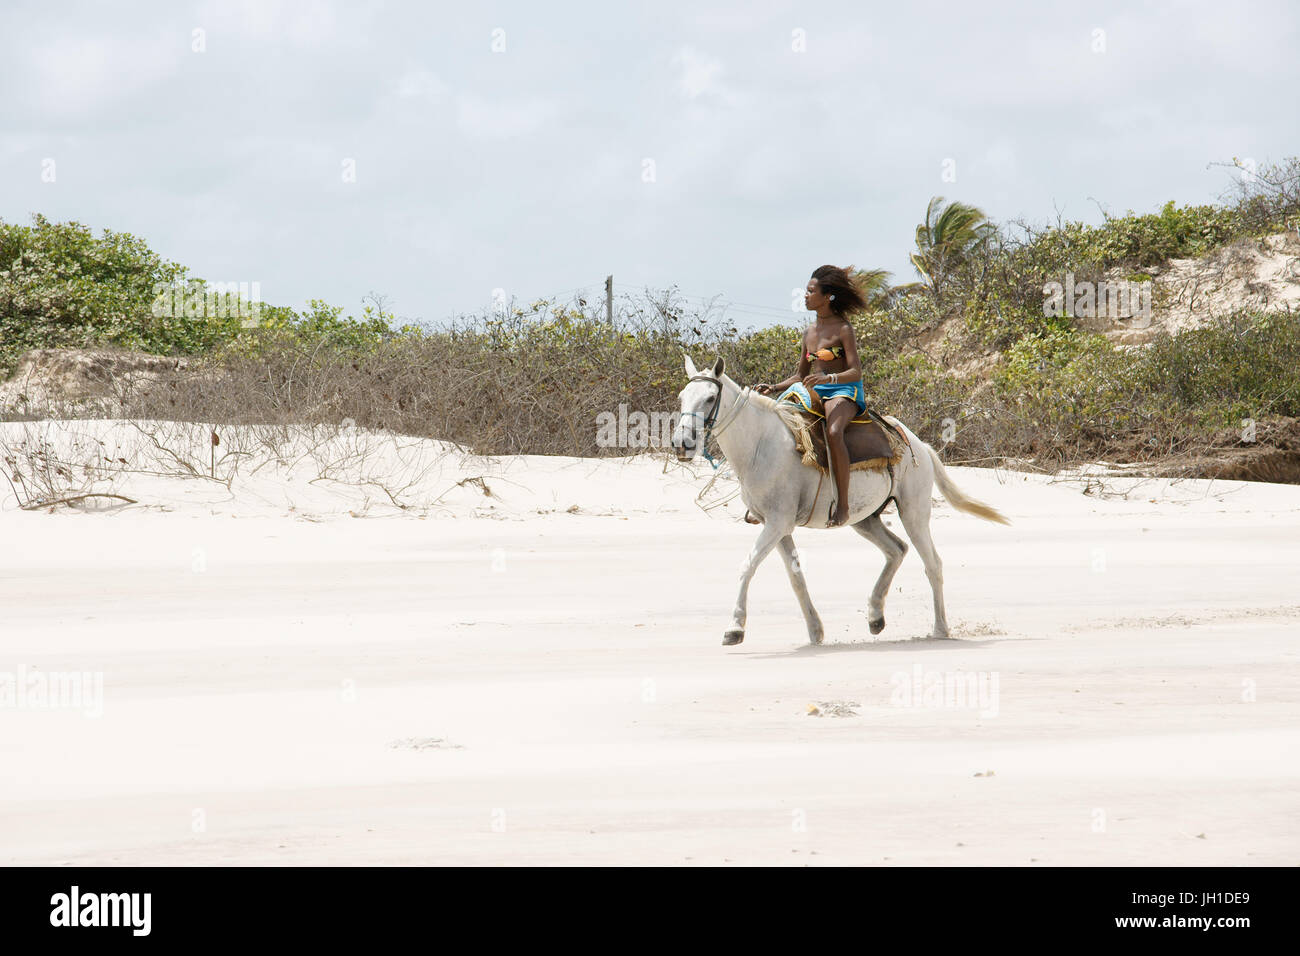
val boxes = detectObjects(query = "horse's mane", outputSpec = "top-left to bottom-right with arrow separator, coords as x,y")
718,375 -> 806,435
713,374 -> 776,409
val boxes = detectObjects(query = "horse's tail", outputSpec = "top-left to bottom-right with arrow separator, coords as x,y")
925,443 -> 1011,525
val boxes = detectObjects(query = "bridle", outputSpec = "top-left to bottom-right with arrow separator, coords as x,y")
678,373 -> 750,470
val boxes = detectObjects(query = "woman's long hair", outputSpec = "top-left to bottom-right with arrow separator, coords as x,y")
810,264 -> 868,318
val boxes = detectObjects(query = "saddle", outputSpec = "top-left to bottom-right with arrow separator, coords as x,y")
773,388 -> 907,475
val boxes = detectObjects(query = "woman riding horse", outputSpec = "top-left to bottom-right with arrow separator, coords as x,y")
754,264 -> 869,527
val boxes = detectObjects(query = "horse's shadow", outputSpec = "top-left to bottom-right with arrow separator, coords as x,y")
742,635 -> 1028,658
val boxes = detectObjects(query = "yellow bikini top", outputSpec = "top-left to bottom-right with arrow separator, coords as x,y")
806,344 -> 844,361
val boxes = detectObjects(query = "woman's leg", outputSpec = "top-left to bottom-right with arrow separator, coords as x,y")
824,397 -> 857,527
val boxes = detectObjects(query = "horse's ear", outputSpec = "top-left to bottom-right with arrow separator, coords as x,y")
712,355 -> 725,377
683,352 -> 697,377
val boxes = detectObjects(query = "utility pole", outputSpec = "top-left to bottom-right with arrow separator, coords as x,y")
605,274 -> 613,324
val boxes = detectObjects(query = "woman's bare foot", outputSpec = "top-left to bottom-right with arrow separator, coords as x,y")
826,501 -> 849,528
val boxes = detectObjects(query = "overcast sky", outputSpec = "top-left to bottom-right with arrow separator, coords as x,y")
2,0 -> 1297,330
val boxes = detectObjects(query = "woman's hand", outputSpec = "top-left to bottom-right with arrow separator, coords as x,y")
802,373 -> 829,389
753,383 -> 773,395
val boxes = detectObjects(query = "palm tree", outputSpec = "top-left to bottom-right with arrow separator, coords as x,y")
849,267 -> 898,311
909,196 -> 994,299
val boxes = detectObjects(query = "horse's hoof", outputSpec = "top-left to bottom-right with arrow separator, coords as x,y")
743,510 -> 762,525
722,629 -> 745,646
868,617 -> 885,635
809,631 -> 824,646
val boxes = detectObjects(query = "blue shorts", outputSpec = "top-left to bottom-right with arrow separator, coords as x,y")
777,380 -> 866,416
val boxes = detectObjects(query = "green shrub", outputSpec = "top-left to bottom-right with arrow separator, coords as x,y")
0,215 -> 416,376
0,215 -> 193,373
6,186 -> 1300,471
1135,311 -> 1300,425
1083,201 -> 1239,267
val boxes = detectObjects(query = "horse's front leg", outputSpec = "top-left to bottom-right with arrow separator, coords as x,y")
723,523 -> 787,646
776,534 -> 823,644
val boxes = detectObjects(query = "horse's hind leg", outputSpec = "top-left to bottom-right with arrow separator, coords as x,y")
776,534 -> 823,645
851,513 -> 908,635
894,491 -> 949,640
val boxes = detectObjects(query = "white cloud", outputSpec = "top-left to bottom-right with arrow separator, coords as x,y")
981,141 -> 1019,180
672,45 -> 725,99
395,69 -> 448,101
455,93 -> 560,139
24,31 -> 183,118
1,0 -> 1295,328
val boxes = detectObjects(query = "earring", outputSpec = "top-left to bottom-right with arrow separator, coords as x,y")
830,294 -> 836,300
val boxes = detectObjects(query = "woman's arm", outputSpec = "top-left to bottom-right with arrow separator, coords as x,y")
831,324 -> 862,384
756,334 -> 812,393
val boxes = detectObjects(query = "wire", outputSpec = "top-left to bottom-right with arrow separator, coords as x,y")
439,277 -> 804,327
631,282 -> 803,315
518,282 -> 599,304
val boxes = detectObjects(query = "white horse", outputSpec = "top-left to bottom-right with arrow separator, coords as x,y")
671,354 -> 1009,645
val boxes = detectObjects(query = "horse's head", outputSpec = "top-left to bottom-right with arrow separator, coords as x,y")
671,353 -> 726,462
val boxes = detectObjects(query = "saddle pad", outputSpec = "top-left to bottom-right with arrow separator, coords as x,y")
774,390 -> 905,474
779,383 -> 873,424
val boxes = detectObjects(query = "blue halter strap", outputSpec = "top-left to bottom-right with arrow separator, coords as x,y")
681,373 -> 726,470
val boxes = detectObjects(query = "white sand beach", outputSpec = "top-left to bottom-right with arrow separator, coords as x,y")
1,420 -> 1297,865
